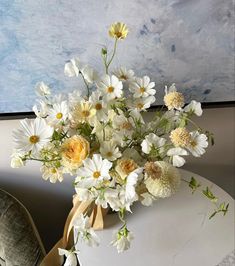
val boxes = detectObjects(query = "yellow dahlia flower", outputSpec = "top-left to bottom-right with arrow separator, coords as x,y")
115,158 -> 138,179
144,161 -> 181,198
109,22 -> 128,40
61,135 -> 89,169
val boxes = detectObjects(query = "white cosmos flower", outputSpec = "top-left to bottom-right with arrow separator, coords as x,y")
73,214 -> 100,247
97,75 -> 123,101
125,168 -> 143,201
47,101 -> 69,127
75,154 -> 112,189
141,133 -> 166,155
33,100 -> 48,118
128,95 -> 155,111
81,65 -> 98,84
129,76 -> 155,98
113,67 -> 135,82
13,118 -> 53,156
11,150 -> 25,168
58,248 -> 78,266
111,228 -> 134,253
100,141 -> 121,161
95,188 -> 119,209
167,147 -> 188,167
184,100 -> 203,116
68,90 -> 83,107
35,82 -> 51,96
64,57 -> 83,77
140,192 -> 155,206
187,131 -> 208,157
89,91 -> 108,122
41,166 -> 63,183
113,114 -> 134,137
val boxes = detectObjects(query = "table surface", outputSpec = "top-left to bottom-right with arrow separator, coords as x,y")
76,169 -> 235,266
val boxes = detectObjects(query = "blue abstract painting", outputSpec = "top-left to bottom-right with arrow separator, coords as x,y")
0,0 -> 234,113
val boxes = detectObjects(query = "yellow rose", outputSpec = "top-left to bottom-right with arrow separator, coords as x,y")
115,158 -> 138,179
61,135 -> 89,169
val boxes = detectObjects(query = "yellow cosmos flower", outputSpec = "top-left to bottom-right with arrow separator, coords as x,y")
61,135 -> 89,169
72,101 -> 96,125
109,22 -> 128,40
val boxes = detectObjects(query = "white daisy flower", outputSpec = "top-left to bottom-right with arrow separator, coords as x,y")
128,96 -> 155,111
111,228 -> 134,253
35,82 -> 51,96
113,67 -> 135,82
89,91 -> 108,122
47,101 -> 69,127
13,118 -> 53,156
141,133 -> 166,155
58,248 -> 78,266
97,74 -> 123,101
187,131 -> 208,157
167,147 -> 188,167
113,114 -> 134,137
184,100 -> 203,116
72,100 -> 96,125
41,166 -> 63,183
129,76 -> 155,98
75,154 -> 112,189
100,141 -> 121,161
64,57 -> 83,77
95,188 -> 118,209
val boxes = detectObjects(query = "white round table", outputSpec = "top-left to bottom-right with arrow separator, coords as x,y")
76,169 -> 235,266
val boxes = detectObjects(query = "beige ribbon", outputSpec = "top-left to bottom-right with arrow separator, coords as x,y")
40,195 -> 106,266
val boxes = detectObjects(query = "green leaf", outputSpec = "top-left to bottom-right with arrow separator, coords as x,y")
189,177 -> 201,194
202,187 -> 218,203
209,211 -> 217,219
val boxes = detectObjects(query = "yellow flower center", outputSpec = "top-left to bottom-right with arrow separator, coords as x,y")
115,32 -> 123,38
139,87 -> 145,93
51,168 -> 57,174
145,162 -> 162,180
191,140 -> 197,147
120,74 -> 127,80
121,121 -> 133,130
137,103 -> 144,109
106,151 -> 113,157
29,135 -> 39,144
107,86 -> 114,93
164,91 -> 184,110
82,110 -> 90,117
170,128 -> 192,147
95,103 -> 102,110
93,171 -> 101,179
56,112 -> 63,119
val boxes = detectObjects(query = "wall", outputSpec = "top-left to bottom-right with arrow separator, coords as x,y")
0,107 -> 234,251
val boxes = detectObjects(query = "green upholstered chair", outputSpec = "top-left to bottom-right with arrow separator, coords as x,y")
0,189 -> 46,266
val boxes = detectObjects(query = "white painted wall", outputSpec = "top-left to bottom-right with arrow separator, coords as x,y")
0,107 -> 234,251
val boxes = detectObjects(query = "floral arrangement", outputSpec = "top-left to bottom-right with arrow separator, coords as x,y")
11,22 -> 228,264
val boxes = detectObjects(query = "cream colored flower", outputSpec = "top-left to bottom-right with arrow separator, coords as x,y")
61,135 -> 90,169
144,161 -> 181,198
41,166 -> 63,183
115,158 -> 138,179
113,67 -> 135,82
164,84 -> 184,110
72,101 -> 96,125
109,22 -> 128,39
170,127 -> 192,148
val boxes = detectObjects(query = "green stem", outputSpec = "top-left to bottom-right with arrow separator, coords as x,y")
106,38 -> 118,74
28,157 -> 61,163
